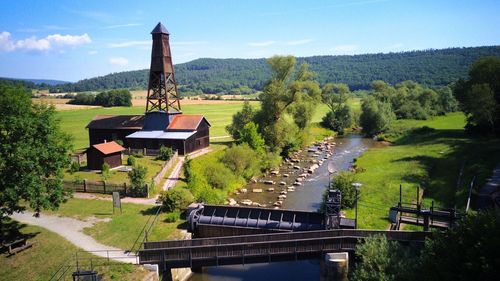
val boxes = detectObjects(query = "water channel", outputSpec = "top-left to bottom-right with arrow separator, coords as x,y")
190,134 -> 379,281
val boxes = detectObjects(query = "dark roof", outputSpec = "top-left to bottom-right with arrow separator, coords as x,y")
143,112 -> 170,131
167,115 -> 211,131
86,115 -> 144,130
92,141 -> 125,155
151,22 -> 169,35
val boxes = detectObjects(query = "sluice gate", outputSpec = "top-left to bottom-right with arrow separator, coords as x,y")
187,203 -> 355,238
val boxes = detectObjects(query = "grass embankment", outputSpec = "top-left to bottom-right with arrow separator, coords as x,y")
346,112 -> 500,229
40,198 -> 182,250
1,219 -> 148,281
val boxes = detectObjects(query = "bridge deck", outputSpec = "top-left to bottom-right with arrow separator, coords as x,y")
139,229 -> 430,268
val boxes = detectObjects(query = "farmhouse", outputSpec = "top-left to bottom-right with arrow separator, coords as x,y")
87,141 -> 125,170
85,22 -> 210,162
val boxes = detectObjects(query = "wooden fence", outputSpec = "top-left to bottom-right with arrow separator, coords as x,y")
63,179 -> 149,197
152,151 -> 179,186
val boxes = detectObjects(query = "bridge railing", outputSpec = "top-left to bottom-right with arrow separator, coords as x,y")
139,230 -> 430,266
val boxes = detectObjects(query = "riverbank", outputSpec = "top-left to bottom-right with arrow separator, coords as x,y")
347,112 -> 500,229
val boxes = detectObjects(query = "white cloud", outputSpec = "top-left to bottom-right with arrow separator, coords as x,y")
108,40 -> 149,48
332,44 -> 359,53
286,39 -> 314,46
88,50 -> 98,55
47,33 -> 91,46
0,31 -> 91,52
249,40 -> 276,47
109,57 -> 129,66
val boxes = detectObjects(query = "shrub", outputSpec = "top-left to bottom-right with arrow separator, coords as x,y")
127,155 -> 136,166
158,188 -> 194,212
221,144 -> 260,180
128,165 -> 148,197
164,212 -> 180,223
203,162 -> 236,189
331,171 -> 357,208
101,163 -> 111,180
321,105 -> 353,134
156,146 -> 174,161
360,96 -> 395,136
69,161 -> 80,174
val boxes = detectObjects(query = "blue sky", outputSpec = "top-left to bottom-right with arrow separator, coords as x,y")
1,0 -> 499,82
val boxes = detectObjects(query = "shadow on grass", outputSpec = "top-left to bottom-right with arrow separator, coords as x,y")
140,206 -> 162,216
176,221 -> 188,230
388,127 -> 500,210
0,218 -> 40,254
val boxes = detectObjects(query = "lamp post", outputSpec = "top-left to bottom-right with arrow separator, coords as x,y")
352,182 -> 363,229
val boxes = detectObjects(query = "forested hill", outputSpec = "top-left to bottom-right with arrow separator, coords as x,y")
50,45 -> 500,94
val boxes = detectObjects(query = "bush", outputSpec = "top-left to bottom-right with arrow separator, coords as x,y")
203,161 -> 236,189
321,105 -> 353,134
127,155 -> 136,166
68,93 -> 96,105
101,163 -> 111,180
331,171 -> 357,208
69,161 -> 80,174
156,146 -> 174,161
221,144 -> 260,180
158,188 -> 194,212
164,212 -> 180,223
128,165 -> 148,197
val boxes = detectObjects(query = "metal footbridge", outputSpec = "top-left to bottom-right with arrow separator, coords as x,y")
138,229 -> 430,269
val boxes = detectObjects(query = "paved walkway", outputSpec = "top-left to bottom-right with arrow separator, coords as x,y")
161,147 -> 212,192
10,211 -> 138,264
477,163 -> 500,210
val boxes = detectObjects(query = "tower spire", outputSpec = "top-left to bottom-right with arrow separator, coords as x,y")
145,22 -> 181,114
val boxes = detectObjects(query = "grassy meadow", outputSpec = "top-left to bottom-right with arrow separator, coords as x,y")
344,112 -> 500,229
38,198 -> 183,250
0,220 -> 149,281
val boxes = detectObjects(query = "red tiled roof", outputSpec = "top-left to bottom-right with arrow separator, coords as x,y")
86,115 -> 144,129
167,115 -> 210,130
92,141 -> 125,155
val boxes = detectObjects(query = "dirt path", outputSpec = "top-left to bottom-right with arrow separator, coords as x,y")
73,192 -> 157,205
10,211 -> 138,264
477,163 -> 500,210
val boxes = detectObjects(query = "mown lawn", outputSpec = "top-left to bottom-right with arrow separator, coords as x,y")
344,112 -> 500,229
39,198 -> 183,250
1,219 -> 149,281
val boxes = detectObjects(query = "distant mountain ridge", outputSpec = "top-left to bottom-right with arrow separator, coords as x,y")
45,45 -> 500,93
0,77 -> 71,86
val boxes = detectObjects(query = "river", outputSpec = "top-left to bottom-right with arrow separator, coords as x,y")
190,134 -> 378,281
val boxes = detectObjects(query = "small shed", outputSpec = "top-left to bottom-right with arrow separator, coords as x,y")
87,141 -> 125,170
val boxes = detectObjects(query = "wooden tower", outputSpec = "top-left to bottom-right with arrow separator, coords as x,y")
146,22 -> 181,114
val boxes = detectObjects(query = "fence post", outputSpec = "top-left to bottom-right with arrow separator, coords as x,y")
103,180 -> 107,193
146,184 -> 149,198
143,148 -> 147,156
83,179 -> 87,192
123,183 -> 127,196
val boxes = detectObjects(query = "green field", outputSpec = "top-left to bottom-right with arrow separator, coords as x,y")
1,220 -> 148,281
56,100 -> 354,150
345,112 -> 500,229
39,198 -> 181,250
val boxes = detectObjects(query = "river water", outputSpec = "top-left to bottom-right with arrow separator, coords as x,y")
190,134 -> 378,281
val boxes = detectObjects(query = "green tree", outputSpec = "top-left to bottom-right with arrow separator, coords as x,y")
351,235 -> 418,281
238,122 -> 265,154
256,56 -> 320,153
330,171 -> 356,208
321,104 -> 353,134
156,146 -> 174,161
0,82 -> 72,216
101,163 -> 111,181
226,101 -> 255,139
360,96 -> 395,136
419,210 -> 500,281
321,83 -> 350,112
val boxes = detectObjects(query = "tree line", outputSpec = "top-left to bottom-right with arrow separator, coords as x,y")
67,89 -> 132,107
45,46 -> 500,94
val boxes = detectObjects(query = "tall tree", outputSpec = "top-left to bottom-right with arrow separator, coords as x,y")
321,83 -> 353,134
0,82 -> 72,217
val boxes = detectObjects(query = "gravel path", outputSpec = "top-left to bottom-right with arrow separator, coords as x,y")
10,211 -> 138,264
161,147 -> 212,192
